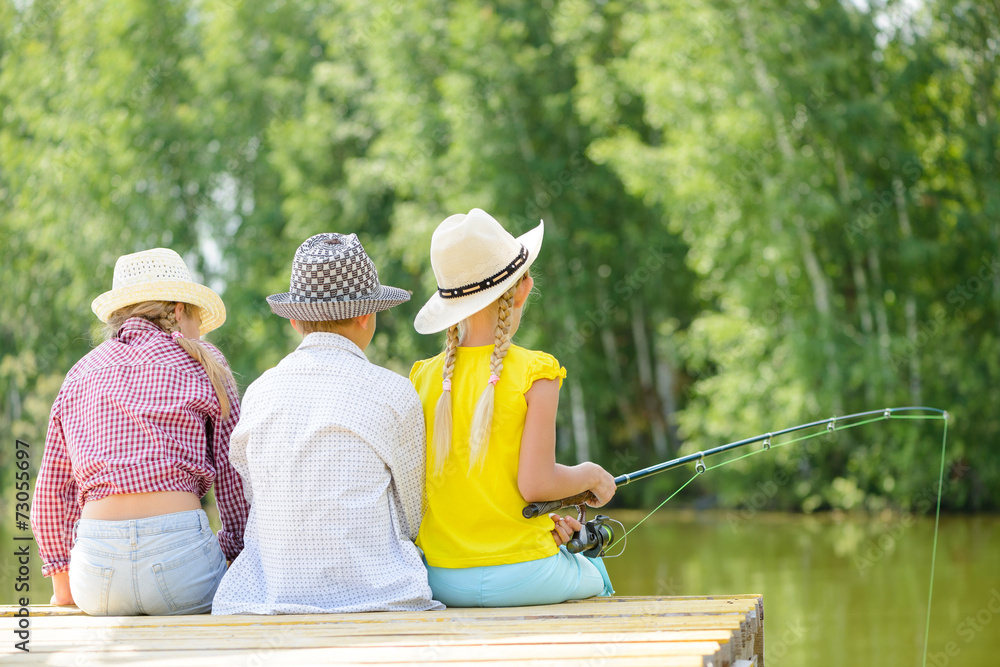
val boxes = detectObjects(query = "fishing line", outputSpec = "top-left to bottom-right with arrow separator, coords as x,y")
922,413 -> 948,667
602,472 -> 700,555
606,410 -> 950,667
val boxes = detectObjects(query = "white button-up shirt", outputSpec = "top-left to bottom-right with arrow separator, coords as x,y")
212,332 -> 442,614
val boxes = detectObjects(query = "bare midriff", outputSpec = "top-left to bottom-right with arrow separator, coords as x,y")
81,491 -> 201,521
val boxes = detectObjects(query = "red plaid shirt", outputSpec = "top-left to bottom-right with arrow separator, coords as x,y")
31,318 -> 249,576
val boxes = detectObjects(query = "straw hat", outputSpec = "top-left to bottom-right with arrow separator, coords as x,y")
267,233 -> 410,321
91,248 -> 227,336
414,208 -> 543,335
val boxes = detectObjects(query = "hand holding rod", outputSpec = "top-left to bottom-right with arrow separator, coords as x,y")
521,491 -> 597,518
521,407 -> 946,519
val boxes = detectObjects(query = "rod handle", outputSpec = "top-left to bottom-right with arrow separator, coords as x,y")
522,491 -> 596,519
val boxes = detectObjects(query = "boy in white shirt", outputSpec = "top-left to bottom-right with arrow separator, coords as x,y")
212,233 -> 442,614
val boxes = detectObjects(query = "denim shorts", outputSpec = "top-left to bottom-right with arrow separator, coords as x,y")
425,547 -> 615,608
70,509 -> 227,616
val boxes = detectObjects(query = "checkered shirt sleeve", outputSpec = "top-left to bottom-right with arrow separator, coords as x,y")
32,407 -> 79,576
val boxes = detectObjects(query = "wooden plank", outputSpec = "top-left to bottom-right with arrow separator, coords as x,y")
1,595 -> 763,667
16,614 -> 750,651
4,653 -> 710,667
5,642 -> 726,664
11,632 -> 734,662
18,627 -> 737,644
20,611 -> 750,629
1,596 -> 760,618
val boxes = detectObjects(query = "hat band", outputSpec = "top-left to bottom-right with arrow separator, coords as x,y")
438,246 -> 529,300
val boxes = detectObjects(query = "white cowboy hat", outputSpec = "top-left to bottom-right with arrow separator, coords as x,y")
91,248 -> 227,336
414,208 -> 544,335
267,232 -> 410,320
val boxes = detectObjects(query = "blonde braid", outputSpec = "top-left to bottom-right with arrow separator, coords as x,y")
431,325 -> 460,477
467,281 -> 518,472
105,301 -> 236,419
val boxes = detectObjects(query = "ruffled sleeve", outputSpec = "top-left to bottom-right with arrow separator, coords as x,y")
408,359 -> 426,385
521,351 -> 567,394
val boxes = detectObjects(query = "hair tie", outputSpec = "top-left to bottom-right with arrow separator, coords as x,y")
442,379 -> 452,392
488,374 -> 500,386
172,331 -> 184,340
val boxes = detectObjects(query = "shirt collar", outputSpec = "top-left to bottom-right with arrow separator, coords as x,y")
296,332 -> 368,360
115,317 -> 171,344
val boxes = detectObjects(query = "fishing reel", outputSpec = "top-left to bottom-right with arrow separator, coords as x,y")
565,513 -> 622,558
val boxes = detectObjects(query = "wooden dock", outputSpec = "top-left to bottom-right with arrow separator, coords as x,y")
2,594 -> 764,666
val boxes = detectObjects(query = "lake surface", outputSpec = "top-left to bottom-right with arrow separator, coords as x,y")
604,510 -> 1000,666
3,510 -> 998,665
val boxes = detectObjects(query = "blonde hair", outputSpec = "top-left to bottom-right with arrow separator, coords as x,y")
296,318 -> 355,336
104,301 -> 237,419
432,275 -> 523,476
431,324 -> 460,477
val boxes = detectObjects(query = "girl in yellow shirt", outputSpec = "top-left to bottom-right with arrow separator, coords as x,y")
410,208 -> 617,607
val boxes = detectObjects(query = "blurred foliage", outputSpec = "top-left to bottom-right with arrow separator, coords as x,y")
1,0 -> 997,513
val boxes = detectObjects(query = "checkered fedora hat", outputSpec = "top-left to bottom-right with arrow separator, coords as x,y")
267,233 -> 410,320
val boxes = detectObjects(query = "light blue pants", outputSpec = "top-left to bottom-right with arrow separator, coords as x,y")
425,547 -> 614,608
69,509 -> 227,616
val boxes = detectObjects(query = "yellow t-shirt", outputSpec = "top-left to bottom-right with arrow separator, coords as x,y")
410,344 -> 567,568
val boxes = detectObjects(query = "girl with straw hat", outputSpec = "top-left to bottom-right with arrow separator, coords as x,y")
409,208 -> 617,607
31,248 -> 249,615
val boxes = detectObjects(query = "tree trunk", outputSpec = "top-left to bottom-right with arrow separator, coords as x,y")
851,256 -> 877,404
866,248 -> 894,393
893,175 -> 922,405
794,221 -> 843,414
599,306 -> 643,450
631,300 -> 668,458
835,149 -> 877,403
563,312 -> 591,463
739,6 -> 841,412
655,351 -> 680,452
568,375 -> 591,464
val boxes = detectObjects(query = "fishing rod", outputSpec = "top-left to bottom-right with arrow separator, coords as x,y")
523,406 -> 947,555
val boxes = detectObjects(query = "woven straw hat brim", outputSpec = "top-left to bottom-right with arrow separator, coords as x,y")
414,222 -> 543,335
266,284 -> 411,321
91,280 -> 227,336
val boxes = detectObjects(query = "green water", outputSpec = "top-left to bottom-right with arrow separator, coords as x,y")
3,511 -> 998,665
604,510 -> 1000,666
